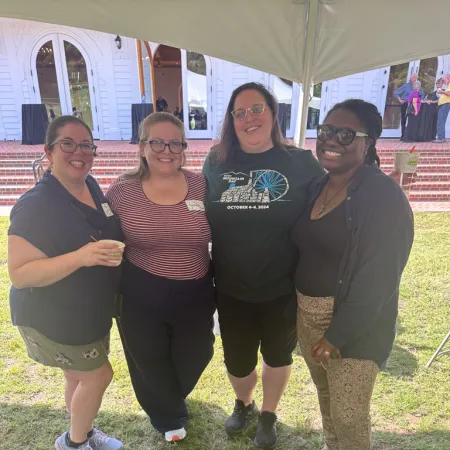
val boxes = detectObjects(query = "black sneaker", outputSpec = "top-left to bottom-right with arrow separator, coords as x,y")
254,411 -> 277,449
225,399 -> 258,436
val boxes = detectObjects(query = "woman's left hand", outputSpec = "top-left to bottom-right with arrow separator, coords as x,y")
312,337 -> 342,363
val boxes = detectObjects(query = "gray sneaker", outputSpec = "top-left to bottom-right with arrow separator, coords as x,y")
433,139 -> 445,143
55,432 -> 93,450
89,428 -> 123,449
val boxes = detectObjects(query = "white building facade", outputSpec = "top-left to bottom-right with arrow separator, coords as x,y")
1,18 -> 450,142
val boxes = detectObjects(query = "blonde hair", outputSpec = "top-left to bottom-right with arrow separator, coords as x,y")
122,112 -> 187,180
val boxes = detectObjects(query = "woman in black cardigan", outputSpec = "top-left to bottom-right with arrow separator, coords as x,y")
291,99 -> 414,450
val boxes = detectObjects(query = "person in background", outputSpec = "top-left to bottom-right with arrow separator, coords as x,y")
106,112 -> 215,443
433,74 -> 450,143
8,116 -> 124,450
394,73 -> 425,141
72,106 -> 83,120
419,78 -> 443,142
291,99 -> 414,450
156,95 -> 169,112
49,104 -> 56,122
430,78 -> 443,104
403,80 -> 422,142
203,82 -> 325,449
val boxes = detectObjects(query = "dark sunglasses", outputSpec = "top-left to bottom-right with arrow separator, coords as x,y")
142,140 -> 187,154
317,124 -> 368,146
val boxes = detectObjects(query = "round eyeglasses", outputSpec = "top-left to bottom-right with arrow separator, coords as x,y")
317,124 -> 368,146
51,140 -> 97,156
231,103 -> 266,120
142,140 -> 187,154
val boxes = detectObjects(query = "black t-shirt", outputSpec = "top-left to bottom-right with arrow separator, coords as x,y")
8,173 -> 123,345
203,146 -> 325,302
292,201 -> 347,297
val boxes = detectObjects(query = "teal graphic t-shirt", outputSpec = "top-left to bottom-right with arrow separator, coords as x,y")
203,146 -> 325,302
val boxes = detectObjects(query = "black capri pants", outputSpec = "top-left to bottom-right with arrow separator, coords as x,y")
217,290 -> 297,378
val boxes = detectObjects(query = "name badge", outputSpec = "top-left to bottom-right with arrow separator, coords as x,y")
185,200 -> 205,212
102,203 -> 114,217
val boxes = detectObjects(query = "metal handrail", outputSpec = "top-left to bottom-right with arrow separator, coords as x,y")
32,153 -> 46,183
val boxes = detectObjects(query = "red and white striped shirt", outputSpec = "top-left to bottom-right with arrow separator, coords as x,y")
106,170 -> 211,280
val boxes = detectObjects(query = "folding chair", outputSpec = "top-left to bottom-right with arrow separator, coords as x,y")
426,331 -> 450,368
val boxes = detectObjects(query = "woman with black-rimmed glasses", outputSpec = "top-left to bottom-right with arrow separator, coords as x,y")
8,116 -> 124,450
106,112 -> 215,443
291,99 -> 414,450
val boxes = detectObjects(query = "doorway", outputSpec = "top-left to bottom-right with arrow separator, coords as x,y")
151,44 -> 213,139
153,45 -> 183,116
32,35 -> 100,138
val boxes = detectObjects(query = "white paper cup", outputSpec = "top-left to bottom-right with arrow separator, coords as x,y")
394,152 -> 420,174
102,239 -> 125,266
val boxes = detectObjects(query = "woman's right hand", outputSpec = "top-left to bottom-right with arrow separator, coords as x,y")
75,241 -> 124,267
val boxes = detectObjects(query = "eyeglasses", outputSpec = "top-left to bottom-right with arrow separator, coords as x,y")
317,124 -> 368,146
51,140 -> 97,156
142,140 -> 187,154
231,103 -> 266,120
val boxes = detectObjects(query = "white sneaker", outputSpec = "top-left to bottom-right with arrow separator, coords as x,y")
164,427 -> 187,442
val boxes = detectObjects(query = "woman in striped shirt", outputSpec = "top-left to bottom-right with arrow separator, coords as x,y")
106,113 -> 215,443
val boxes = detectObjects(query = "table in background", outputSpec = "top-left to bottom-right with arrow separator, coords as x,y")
21,104 -> 49,145
130,104 -> 154,144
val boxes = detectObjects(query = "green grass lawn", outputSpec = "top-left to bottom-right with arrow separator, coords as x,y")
1,214 -> 450,450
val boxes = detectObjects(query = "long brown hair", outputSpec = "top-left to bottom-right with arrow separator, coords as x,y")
122,112 -> 187,180
211,82 -> 289,164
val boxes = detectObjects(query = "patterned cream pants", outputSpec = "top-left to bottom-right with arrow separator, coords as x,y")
296,292 -> 379,450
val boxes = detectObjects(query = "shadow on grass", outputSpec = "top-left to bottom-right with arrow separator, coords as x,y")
383,343 -> 418,378
382,317 -> 419,378
0,400 -> 318,450
2,402 -> 450,450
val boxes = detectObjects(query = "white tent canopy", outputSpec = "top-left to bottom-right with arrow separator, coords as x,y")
1,0 -> 450,143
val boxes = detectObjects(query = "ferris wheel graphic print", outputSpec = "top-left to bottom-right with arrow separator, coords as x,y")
220,170 -> 290,204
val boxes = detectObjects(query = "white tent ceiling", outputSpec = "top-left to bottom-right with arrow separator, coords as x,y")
1,0 -> 450,84
1,0 -> 450,143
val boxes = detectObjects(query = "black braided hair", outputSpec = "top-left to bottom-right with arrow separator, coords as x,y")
325,99 -> 382,168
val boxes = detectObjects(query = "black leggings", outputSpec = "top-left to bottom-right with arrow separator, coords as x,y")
117,261 -> 215,433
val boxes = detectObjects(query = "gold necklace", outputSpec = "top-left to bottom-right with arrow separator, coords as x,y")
317,180 -> 350,216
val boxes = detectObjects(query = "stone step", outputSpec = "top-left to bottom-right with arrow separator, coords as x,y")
380,156 -> 450,164
1,147 -> 450,159
408,190 -> 450,201
0,149 -> 213,160
0,164 -> 204,180
2,157 -> 450,171
0,156 -> 207,167
414,173 -> 450,182
408,181 -> 450,191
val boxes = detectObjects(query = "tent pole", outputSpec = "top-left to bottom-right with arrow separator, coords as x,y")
294,0 -> 320,148
297,80 -> 313,147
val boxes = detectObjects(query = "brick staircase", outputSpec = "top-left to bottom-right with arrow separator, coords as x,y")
0,140 -> 449,206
